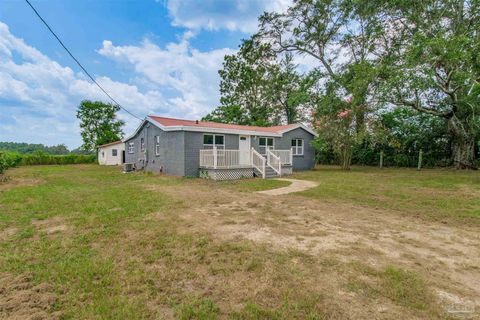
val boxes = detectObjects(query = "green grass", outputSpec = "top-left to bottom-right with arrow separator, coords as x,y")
1,164 -> 476,318
346,263 -> 433,312
293,166 -> 480,223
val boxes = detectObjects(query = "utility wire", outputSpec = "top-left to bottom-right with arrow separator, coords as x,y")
24,0 -> 143,121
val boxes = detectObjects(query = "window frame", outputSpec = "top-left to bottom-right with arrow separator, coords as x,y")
203,134 -> 225,149
291,139 -> 304,156
155,136 -> 160,156
128,142 -> 134,154
140,137 -> 145,152
258,137 -> 274,155
112,149 -> 117,157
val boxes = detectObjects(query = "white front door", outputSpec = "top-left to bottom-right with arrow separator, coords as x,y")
238,135 -> 250,165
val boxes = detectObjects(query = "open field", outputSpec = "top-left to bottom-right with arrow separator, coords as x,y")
0,165 -> 479,319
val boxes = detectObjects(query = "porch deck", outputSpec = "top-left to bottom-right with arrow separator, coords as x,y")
199,148 -> 292,180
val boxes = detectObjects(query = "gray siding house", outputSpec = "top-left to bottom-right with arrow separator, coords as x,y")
124,116 -> 317,180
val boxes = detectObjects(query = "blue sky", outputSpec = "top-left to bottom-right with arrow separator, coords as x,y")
0,0 -> 290,148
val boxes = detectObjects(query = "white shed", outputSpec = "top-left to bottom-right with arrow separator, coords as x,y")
98,141 -> 124,166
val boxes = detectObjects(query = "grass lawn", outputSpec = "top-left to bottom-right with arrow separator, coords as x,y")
0,165 -> 479,319
294,166 -> 480,223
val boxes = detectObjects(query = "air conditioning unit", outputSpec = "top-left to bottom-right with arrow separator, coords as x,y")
123,163 -> 135,172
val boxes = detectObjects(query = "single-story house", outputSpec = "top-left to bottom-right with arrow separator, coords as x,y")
98,141 -> 124,166
124,116 -> 318,180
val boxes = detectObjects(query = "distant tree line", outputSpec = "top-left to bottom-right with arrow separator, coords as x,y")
0,142 -> 70,155
204,0 -> 479,169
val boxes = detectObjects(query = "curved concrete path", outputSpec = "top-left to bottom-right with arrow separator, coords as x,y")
257,178 -> 319,196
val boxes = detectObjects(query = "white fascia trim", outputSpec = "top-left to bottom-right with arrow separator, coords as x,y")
277,124 -> 318,137
145,116 -> 282,137
123,118 -> 149,142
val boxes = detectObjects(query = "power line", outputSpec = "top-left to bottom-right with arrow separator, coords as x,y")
24,0 -> 143,121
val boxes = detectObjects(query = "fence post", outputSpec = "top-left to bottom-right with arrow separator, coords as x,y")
213,146 -> 217,169
379,150 -> 384,169
417,149 -> 423,171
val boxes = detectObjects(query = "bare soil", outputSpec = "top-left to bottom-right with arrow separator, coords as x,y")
0,273 -> 62,320
162,184 -> 480,318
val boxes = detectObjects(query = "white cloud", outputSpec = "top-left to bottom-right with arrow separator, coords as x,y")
166,0 -> 291,33
0,22 -> 234,148
98,32 -> 235,117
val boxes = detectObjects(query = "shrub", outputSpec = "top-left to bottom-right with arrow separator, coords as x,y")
0,151 -> 22,174
19,151 -> 96,165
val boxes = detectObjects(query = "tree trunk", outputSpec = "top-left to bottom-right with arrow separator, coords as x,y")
452,136 -> 476,169
448,116 -> 477,169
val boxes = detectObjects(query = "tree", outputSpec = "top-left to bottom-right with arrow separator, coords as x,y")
258,0 -> 383,169
377,0 -> 480,169
268,54 -> 315,124
76,100 -> 124,152
258,0 -> 382,132
205,39 -> 276,126
204,39 -> 314,126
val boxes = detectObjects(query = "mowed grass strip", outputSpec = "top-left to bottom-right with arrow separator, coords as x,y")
294,166 -> 480,223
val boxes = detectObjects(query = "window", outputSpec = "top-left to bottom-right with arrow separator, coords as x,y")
140,138 -> 145,152
291,139 -> 304,156
128,142 -> 134,154
203,134 -> 225,149
101,151 -> 105,158
112,149 -> 117,157
155,136 -> 160,156
259,137 -> 274,154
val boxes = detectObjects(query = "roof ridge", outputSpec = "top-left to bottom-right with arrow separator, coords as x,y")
148,115 -> 296,128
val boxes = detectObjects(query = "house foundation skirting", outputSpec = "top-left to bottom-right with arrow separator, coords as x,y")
199,167 -> 254,180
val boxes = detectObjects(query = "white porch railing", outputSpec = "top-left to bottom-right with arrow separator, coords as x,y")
266,149 -> 282,176
200,147 -> 290,179
270,149 -> 293,165
199,148 -> 251,169
251,148 -> 266,178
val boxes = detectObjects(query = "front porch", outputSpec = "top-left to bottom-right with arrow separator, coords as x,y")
199,147 -> 293,180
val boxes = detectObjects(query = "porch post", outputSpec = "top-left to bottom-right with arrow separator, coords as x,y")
213,146 -> 217,169
250,148 -> 253,166
290,147 -> 293,164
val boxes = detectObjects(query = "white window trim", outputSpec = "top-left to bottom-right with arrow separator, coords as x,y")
292,139 -> 304,156
258,137 -> 274,155
155,136 -> 160,156
128,142 -> 134,154
203,134 -> 225,149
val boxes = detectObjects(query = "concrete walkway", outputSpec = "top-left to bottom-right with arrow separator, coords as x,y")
257,178 -> 319,196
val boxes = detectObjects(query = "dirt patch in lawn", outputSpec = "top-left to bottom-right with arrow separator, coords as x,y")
0,178 -> 44,191
0,227 -> 18,241
32,217 -> 68,235
174,190 -> 480,318
0,273 -> 61,320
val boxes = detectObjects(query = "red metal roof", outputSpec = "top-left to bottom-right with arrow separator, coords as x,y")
148,116 -> 299,134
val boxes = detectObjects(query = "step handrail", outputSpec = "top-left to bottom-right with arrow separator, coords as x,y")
266,149 -> 282,177
251,148 -> 266,178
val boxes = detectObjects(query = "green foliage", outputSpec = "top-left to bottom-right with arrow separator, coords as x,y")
0,142 -> 70,154
0,151 -> 22,174
204,39 -> 314,126
18,151 -> 96,166
377,0 -> 480,168
76,100 -> 124,152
